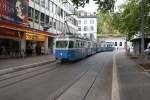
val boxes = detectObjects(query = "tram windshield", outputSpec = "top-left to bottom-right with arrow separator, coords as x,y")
56,41 -> 68,48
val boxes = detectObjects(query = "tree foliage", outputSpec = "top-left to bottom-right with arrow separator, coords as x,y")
112,0 -> 140,40
111,0 -> 150,40
71,0 -> 115,12
97,11 -> 122,37
71,0 -> 150,39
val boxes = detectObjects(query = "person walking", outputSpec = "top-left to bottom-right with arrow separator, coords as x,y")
41,46 -> 45,55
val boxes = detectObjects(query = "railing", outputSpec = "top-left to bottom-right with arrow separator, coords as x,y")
0,48 -> 53,59
0,49 -> 25,58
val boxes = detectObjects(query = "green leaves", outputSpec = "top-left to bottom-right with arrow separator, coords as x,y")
95,0 -> 115,12
71,0 -> 89,7
111,0 -> 150,40
71,0 -> 115,11
97,11 -> 123,37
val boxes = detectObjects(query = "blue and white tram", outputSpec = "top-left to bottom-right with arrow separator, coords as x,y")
54,35 -> 93,61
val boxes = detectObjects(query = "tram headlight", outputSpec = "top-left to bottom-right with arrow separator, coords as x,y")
60,53 -> 63,56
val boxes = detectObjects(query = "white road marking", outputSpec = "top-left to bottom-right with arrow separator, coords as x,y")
112,52 -> 120,100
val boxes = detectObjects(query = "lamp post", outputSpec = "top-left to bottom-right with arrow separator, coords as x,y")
140,0 -> 145,55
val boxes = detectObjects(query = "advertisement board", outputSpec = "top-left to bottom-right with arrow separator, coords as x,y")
0,0 -> 28,25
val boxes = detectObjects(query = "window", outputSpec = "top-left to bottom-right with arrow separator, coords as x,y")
53,4 -> 57,14
78,20 -> 81,24
49,1 -> 53,12
57,7 -> 61,16
35,10 -> 39,23
88,42 -> 91,48
49,17 -> 53,28
41,0 -> 45,7
45,0 -> 49,9
46,15 -> 49,25
56,41 -> 68,48
78,27 -> 81,31
56,20 -> 60,30
53,19 -> 56,29
35,0 -> 40,4
90,34 -> 93,39
90,19 -> 94,24
81,42 -> 84,47
84,33 -> 87,37
28,7 -> 33,21
60,9 -> 63,17
68,41 -> 74,48
91,26 -> 94,31
40,13 -> 45,24
120,42 -> 122,46
84,20 -> 87,24
84,26 -> 87,31
115,42 -> 117,46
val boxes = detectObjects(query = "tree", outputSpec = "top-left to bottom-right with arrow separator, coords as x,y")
111,0 -> 140,40
71,0 -> 115,12
97,11 -> 122,37
144,0 -> 150,36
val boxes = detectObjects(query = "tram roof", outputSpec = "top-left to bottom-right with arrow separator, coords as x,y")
55,34 -> 91,41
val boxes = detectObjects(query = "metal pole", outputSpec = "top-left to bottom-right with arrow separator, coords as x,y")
33,0 -> 35,28
140,0 -> 145,55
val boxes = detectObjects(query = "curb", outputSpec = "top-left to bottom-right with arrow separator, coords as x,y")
136,64 -> 150,72
0,59 -> 56,75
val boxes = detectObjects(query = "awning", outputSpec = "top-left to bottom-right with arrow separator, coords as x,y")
0,21 -> 54,37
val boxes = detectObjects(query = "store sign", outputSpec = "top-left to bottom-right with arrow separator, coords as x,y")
0,0 -> 28,25
0,28 -> 18,37
26,33 -> 47,41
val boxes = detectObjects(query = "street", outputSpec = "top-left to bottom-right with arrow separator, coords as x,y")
0,51 -> 150,100
0,0 -> 149,99
0,52 -> 113,100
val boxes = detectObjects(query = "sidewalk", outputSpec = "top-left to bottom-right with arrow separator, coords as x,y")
0,55 -> 56,74
128,54 -> 150,71
117,52 -> 150,100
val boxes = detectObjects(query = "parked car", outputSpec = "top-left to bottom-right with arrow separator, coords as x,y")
144,47 -> 150,55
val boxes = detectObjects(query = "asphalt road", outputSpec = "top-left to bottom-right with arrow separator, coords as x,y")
0,52 -> 114,100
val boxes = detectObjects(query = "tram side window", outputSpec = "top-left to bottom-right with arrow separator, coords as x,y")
75,41 -> 79,48
88,42 -> 91,48
56,41 -> 68,48
68,41 -> 74,48
81,42 -> 84,47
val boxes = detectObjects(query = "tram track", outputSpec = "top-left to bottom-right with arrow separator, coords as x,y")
0,56 -> 95,89
0,54 -> 97,89
82,62 -> 105,100
0,62 -> 59,88
52,53 -> 108,100
0,62 -> 57,81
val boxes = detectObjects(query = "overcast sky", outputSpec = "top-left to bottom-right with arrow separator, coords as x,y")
78,0 -> 126,13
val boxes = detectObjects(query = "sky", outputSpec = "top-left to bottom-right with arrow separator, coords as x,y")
78,0 -> 126,13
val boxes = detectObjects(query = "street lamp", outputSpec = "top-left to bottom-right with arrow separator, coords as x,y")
140,0 -> 145,55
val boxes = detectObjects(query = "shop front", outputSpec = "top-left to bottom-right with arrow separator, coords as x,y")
0,27 -> 25,58
0,21 -> 54,58
25,32 -> 48,56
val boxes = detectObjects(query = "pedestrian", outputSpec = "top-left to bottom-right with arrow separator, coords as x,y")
1,46 -> 7,55
41,46 -> 45,55
36,43 -> 40,55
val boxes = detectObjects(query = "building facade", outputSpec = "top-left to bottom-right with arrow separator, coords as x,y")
0,0 -> 78,58
77,10 -> 97,40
